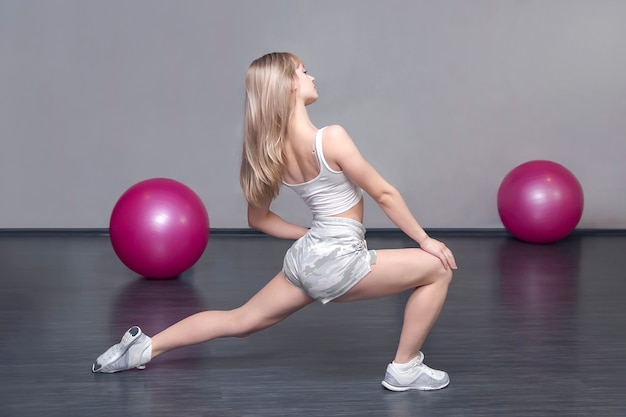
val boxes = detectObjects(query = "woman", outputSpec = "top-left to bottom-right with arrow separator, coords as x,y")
92,52 -> 457,392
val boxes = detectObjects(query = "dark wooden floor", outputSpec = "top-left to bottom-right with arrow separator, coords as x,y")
0,231 -> 625,417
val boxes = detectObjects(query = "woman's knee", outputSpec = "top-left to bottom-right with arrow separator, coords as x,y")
435,264 -> 453,286
423,258 -> 453,288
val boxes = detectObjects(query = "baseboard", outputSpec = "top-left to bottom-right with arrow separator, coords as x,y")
0,228 -> 624,237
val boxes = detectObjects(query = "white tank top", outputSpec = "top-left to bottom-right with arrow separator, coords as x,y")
283,127 -> 363,217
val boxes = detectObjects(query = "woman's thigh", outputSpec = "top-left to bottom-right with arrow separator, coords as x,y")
237,272 -> 315,332
332,248 -> 451,303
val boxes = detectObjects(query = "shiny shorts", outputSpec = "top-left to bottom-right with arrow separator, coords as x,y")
283,216 -> 377,304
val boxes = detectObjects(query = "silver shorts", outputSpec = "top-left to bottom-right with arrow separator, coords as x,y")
283,216 -> 377,304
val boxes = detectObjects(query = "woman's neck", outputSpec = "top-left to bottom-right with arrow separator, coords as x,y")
289,103 -> 317,137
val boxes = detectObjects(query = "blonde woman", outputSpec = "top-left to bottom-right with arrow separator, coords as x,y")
92,52 -> 457,392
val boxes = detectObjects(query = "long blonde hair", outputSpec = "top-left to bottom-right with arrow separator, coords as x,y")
240,52 -> 301,207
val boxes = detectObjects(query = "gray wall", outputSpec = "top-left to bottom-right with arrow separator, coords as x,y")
1,1 -> 625,229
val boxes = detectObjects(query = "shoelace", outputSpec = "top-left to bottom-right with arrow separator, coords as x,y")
411,361 -> 440,377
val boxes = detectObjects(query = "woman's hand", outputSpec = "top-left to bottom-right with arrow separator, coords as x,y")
247,203 -> 308,240
419,237 -> 458,270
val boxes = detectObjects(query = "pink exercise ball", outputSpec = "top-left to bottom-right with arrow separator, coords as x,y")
497,160 -> 584,244
110,178 -> 210,278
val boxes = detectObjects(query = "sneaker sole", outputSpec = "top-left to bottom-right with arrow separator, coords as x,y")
92,326 -> 143,373
381,379 -> 450,392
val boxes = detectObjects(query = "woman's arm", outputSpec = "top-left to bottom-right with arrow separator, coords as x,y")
322,125 -> 457,269
247,200 -> 308,240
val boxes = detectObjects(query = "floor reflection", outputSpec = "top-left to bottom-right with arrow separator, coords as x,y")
111,274 -> 206,341
496,237 -> 583,385
497,237 -> 580,335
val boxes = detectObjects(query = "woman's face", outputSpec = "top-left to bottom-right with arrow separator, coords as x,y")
294,63 -> 318,106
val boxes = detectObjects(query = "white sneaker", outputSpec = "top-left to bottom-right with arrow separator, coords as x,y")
92,326 -> 152,373
381,352 -> 449,391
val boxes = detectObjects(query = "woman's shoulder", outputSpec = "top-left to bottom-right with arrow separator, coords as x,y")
319,125 -> 359,162
322,124 -> 348,137
320,125 -> 353,145
323,125 -> 354,146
